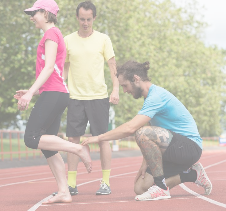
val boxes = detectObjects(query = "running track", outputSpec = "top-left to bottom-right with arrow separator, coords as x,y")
0,150 -> 226,211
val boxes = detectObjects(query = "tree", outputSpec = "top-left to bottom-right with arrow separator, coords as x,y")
0,0 -> 42,128
0,0 -> 225,136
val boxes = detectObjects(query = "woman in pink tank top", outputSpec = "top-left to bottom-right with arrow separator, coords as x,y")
14,0 -> 92,204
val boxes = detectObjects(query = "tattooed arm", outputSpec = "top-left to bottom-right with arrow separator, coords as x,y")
81,115 -> 151,145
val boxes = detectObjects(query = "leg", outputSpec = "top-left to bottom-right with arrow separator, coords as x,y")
134,172 -> 181,195
66,99 -> 89,191
43,153 -> 72,204
86,98 -> 112,195
67,137 -> 81,172
67,136 -> 81,193
99,141 -> 111,170
37,135 -> 92,173
134,126 -> 173,201
134,172 -> 154,195
135,126 -> 172,189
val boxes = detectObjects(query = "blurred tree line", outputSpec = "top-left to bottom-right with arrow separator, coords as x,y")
0,0 -> 225,136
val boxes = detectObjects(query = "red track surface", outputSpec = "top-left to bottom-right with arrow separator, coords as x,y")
0,150 -> 226,211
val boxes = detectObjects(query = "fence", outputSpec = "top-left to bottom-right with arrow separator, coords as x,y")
0,130 -> 222,161
0,130 -> 139,161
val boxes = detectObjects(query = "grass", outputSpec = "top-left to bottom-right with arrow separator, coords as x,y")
202,138 -> 219,147
0,138 -> 42,160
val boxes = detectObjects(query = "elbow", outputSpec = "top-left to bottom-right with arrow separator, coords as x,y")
45,66 -> 55,74
126,124 -> 137,135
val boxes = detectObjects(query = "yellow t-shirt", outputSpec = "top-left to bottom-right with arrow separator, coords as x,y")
64,30 -> 115,100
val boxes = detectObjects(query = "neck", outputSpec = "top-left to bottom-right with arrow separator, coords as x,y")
42,23 -> 55,32
78,28 -> 93,38
142,81 -> 152,98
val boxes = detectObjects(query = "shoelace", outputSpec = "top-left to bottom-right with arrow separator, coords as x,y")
196,170 -> 209,187
100,181 -> 108,190
147,186 -> 167,198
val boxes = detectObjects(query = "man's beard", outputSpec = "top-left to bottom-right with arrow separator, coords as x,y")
131,83 -> 143,99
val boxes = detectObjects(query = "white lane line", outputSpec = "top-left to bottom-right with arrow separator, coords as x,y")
0,159 -> 141,179
179,184 -> 226,208
179,159 -> 226,209
0,163 -> 140,187
0,172 -> 51,180
41,201 -> 131,207
204,160 -> 226,170
28,195 -> 53,211
28,171 -> 137,211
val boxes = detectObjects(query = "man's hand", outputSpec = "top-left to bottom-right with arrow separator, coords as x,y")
109,89 -> 119,105
134,162 -> 148,184
81,136 -> 100,145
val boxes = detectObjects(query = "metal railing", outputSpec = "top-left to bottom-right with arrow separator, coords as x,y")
0,130 -> 222,161
0,130 -> 139,161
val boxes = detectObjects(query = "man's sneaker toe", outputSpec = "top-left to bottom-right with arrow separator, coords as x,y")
135,185 -> 171,201
96,181 -> 111,195
192,162 -> 212,195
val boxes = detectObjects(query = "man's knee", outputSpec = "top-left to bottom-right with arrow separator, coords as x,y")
135,126 -> 156,146
134,182 -> 145,195
134,173 -> 154,195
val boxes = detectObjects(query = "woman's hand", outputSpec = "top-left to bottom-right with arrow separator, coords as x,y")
16,91 -> 33,111
14,90 -> 28,100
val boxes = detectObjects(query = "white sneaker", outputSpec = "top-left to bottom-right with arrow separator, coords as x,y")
135,185 -> 171,201
192,162 -> 212,195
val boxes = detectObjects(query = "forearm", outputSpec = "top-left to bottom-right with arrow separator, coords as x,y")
108,57 -> 119,91
28,66 -> 54,95
98,122 -> 134,142
63,62 -> 70,81
110,71 -> 119,91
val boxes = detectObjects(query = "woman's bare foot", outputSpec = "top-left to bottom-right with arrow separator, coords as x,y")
42,192 -> 72,204
78,145 -> 92,173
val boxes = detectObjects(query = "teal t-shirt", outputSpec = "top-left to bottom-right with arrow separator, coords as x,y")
138,84 -> 202,149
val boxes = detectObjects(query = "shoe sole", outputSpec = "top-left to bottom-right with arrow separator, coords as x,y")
193,163 -> 212,195
96,192 -> 111,195
135,196 -> 171,201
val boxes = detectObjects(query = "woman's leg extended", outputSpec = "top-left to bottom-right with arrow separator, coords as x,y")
38,135 -> 92,173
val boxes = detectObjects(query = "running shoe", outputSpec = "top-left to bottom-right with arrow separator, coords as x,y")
52,185 -> 78,196
135,185 -> 171,201
96,181 -> 111,195
192,162 -> 212,195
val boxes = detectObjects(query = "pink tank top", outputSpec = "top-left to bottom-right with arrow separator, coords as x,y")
36,27 -> 69,94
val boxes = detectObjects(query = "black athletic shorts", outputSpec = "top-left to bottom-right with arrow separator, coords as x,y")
24,91 -> 69,158
146,131 -> 202,178
66,98 -> 110,137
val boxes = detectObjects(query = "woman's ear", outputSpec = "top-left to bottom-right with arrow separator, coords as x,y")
44,10 -> 49,22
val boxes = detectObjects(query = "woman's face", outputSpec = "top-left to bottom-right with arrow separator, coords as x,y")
30,10 -> 46,29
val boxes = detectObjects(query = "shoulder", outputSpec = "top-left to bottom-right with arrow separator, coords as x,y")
94,31 -> 111,40
64,32 -> 78,41
45,27 -> 61,36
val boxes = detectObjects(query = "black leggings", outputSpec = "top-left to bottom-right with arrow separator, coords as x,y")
24,91 -> 69,158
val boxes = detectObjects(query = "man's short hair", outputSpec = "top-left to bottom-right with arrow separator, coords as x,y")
116,61 -> 150,82
76,1 -> 96,18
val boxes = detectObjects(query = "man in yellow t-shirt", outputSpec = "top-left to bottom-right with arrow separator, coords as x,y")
63,1 -> 119,196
